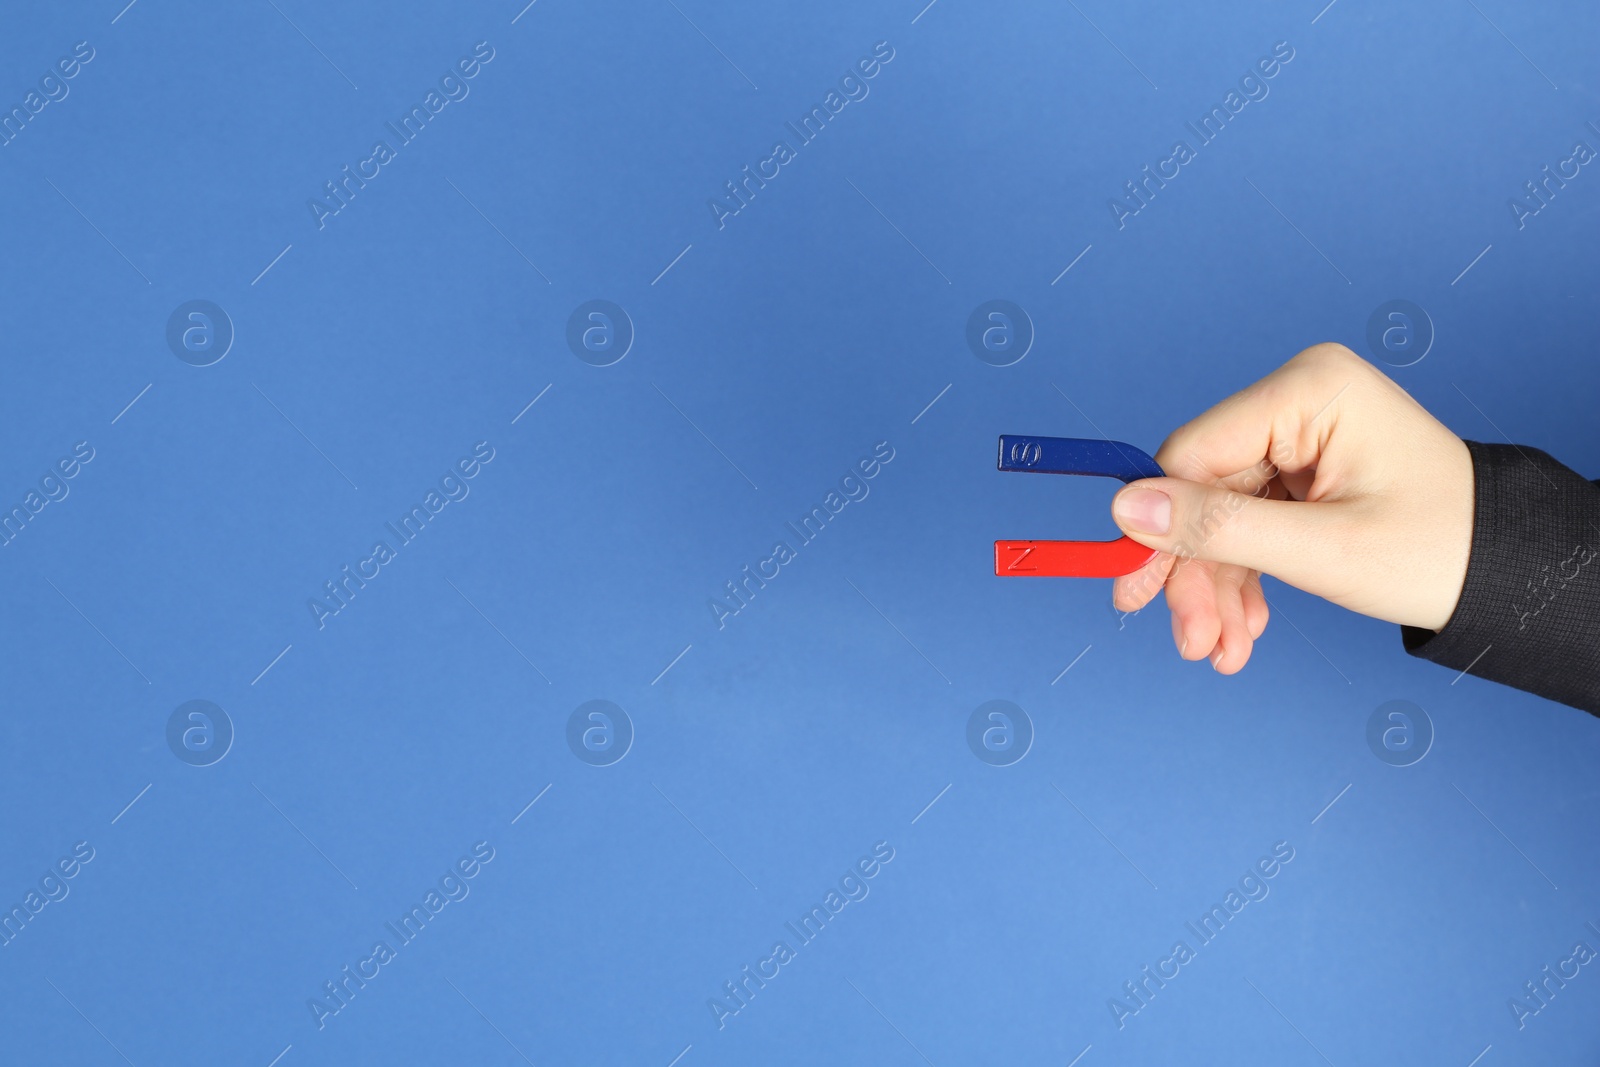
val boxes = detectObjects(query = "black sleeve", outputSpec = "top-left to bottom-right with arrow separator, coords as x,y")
1400,441 -> 1600,716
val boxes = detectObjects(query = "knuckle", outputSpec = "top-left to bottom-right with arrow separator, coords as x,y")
1294,341 -> 1366,379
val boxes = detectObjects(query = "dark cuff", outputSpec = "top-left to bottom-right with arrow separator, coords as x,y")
1400,441 -> 1600,715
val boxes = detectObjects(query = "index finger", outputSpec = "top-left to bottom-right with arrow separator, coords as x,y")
1153,343 -> 1373,486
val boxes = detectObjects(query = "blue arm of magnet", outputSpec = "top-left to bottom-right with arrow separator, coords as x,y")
996,435 -> 1163,482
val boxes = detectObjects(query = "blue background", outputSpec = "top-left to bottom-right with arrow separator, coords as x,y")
2,0 -> 1598,1064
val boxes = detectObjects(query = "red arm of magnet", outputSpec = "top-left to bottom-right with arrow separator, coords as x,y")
995,538 -> 1158,579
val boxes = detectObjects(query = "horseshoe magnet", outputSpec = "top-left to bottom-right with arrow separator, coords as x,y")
993,435 -> 1164,578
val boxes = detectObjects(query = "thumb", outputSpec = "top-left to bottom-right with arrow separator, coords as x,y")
1110,477 -> 1345,591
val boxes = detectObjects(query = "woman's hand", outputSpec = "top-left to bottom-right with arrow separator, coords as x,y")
1109,343 -> 1476,673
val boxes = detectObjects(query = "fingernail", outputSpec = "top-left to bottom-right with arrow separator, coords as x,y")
1114,487 -> 1171,535
1210,648 -> 1224,671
